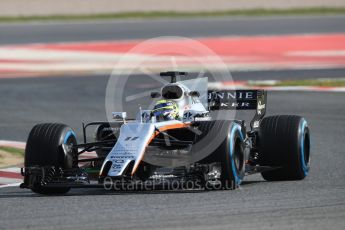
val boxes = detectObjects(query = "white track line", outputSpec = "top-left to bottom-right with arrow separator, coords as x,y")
0,183 -> 21,188
0,167 -> 21,173
208,83 -> 345,92
0,140 -> 26,149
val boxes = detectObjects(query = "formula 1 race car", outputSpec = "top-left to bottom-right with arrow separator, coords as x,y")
20,71 -> 310,194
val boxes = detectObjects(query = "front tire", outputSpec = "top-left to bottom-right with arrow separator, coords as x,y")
258,115 -> 310,181
25,123 -> 78,195
195,121 -> 245,189
219,122 -> 245,189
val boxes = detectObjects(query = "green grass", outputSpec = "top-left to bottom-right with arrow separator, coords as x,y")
251,79 -> 345,87
0,146 -> 24,157
0,7 -> 345,23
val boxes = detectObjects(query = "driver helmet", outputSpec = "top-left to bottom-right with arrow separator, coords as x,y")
152,100 -> 180,121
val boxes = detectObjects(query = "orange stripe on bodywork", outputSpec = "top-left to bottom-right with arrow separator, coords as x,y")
131,122 -> 191,175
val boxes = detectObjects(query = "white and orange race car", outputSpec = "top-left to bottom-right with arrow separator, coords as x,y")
21,71 -> 310,194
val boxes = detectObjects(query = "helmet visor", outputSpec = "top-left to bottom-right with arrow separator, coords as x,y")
152,109 -> 175,121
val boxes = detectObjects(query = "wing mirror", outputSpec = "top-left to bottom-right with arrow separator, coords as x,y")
189,91 -> 200,97
151,92 -> 161,98
112,112 -> 127,123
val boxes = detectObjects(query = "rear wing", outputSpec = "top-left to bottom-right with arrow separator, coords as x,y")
208,90 -> 267,130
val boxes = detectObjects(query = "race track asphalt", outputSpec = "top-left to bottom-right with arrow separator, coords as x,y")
0,15 -> 345,44
0,15 -> 345,230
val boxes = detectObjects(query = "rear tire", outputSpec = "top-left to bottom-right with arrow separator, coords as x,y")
258,115 -> 310,181
25,123 -> 78,195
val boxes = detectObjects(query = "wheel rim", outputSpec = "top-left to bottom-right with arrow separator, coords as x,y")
300,120 -> 310,175
234,138 -> 244,173
229,124 -> 244,185
303,131 -> 310,166
63,130 -> 77,168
